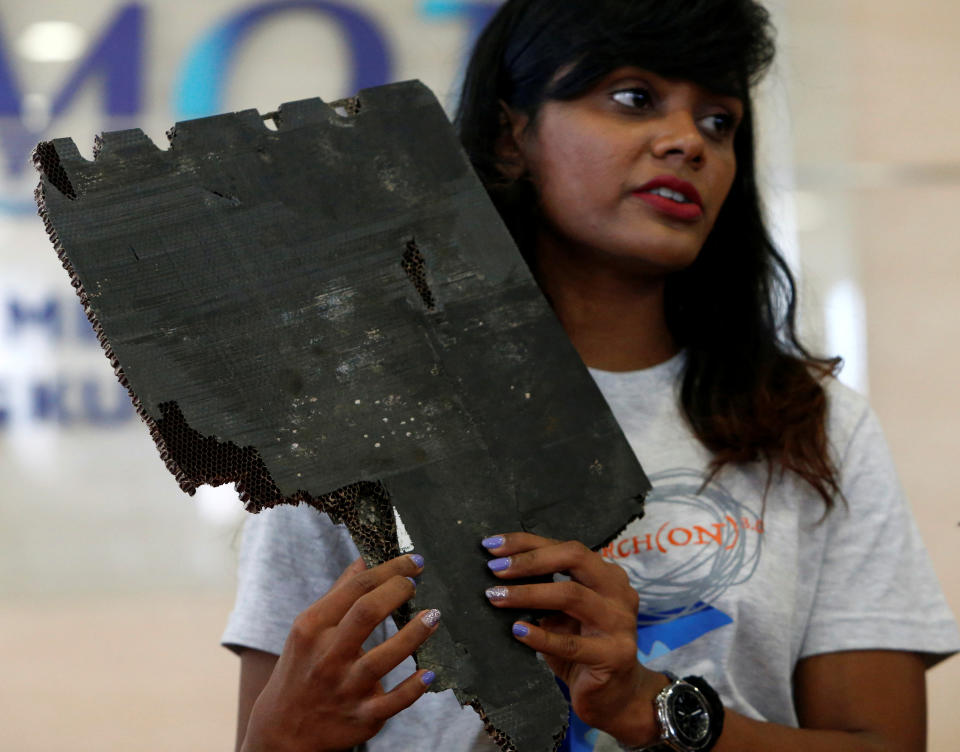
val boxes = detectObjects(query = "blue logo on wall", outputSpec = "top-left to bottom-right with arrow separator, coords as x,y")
172,1 -> 392,120
0,5 -> 143,213
0,0 -> 501,215
421,1 -> 500,47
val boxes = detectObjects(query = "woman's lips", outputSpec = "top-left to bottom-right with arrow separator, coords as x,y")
633,191 -> 704,221
632,176 -> 704,221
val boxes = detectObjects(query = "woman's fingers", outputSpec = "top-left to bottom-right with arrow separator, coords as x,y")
344,608 -> 443,691
540,612 -> 580,635
484,534 -> 632,598
481,535 -> 649,741
482,532 -> 557,554
326,574 -> 421,658
485,580 -> 634,632
301,553 -> 425,630
509,620 -> 631,666
243,554 -> 440,751
328,556 -> 368,592
361,668 -> 437,722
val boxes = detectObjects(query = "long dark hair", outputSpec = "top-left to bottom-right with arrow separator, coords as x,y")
456,0 -> 843,508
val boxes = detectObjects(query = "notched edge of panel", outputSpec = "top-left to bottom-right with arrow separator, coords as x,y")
32,141 -> 79,199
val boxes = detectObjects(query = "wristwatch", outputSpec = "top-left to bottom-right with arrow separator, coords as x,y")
620,672 -> 724,752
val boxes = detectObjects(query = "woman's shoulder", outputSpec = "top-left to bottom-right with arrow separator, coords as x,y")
818,376 -> 907,499
821,376 -> 875,448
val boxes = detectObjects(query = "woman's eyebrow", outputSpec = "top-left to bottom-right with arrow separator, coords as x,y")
613,70 -> 655,84
697,89 -> 744,114
717,96 -> 745,116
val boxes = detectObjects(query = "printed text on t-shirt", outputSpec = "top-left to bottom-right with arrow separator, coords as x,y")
601,516 -> 765,559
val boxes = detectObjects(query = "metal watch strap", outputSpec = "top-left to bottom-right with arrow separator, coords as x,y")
616,672 -> 676,752
617,672 -> 724,752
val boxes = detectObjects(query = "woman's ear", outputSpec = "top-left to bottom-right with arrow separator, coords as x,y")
494,101 -> 530,181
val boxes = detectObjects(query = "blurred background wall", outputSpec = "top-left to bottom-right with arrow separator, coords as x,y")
0,0 -> 956,749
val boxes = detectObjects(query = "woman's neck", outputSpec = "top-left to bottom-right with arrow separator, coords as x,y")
533,236 -> 679,372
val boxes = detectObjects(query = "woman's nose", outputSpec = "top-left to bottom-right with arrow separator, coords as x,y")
650,110 -> 706,165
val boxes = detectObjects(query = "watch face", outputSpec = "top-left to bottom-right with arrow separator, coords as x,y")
668,685 -> 711,747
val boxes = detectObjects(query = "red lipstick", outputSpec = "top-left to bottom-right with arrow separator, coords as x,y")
632,175 -> 703,221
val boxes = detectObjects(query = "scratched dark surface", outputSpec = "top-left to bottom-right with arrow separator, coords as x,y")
33,80 -> 650,752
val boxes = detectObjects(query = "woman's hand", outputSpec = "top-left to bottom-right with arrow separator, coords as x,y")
240,553 -> 441,752
481,536 -> 929,752
481,533 -> 668,747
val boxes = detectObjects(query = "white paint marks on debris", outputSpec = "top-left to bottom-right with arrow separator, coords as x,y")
393,505 -> 415,553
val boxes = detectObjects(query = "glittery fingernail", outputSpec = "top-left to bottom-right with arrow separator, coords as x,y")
512,622 -> 529,638
421,670 -> 436,686
421,609 -> 441,628
481,535 -> 505,549
485,586 -> 508,602
487,556 -> 511,572
409,553 -> 424,568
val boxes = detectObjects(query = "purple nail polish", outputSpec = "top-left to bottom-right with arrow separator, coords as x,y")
487,556 -> 511,572
421,608 -> 441,628
409,553 -> 424,568
485,586 -> 508,602
406,577 -> 418,588
482,535 -> 505,549
421,670 -> 436,686
512,623 -> 529,638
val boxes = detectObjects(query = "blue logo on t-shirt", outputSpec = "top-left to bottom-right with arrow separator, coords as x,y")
636,601 -> 733,662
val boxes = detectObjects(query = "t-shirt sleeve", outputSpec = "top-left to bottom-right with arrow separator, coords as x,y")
221,503 -> 362,655
799,392 -> 960,664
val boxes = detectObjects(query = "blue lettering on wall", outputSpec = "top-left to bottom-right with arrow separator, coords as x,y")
8,298 -> 61,338
49,6 -> 144,119
0,1 -> 494,215
0,17 -> 21,119
173,0 -> 392,120
28,378 -> 132,426
6,296 -> 99,344
0,376 -> 134,428
420,0 -> 501,48
81,379 -> 134,425
32,380 -> 68,422
0,5 -> 144,177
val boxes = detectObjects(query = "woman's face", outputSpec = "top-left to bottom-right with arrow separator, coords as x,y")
509,67 -> 743,275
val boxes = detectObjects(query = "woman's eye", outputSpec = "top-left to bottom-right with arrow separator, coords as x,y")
700,113 -> 736,137
611,88 -> 653,110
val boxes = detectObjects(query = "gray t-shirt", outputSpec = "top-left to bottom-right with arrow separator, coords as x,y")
222,353 -> 960,751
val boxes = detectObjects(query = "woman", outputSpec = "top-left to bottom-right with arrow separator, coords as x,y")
224,1 -> 959,750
